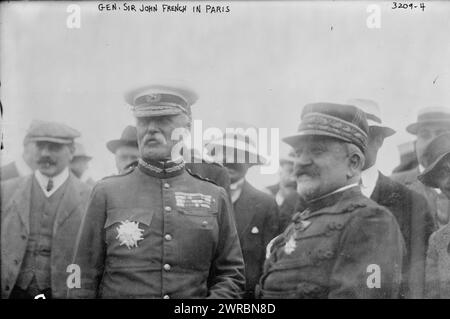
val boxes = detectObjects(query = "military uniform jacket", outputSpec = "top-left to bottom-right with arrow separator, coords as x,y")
69,159 -> 245,299
370,173 -> 434,298
1,173 -> 91,298
233,181 -> 280,298
258,186 -> 405,299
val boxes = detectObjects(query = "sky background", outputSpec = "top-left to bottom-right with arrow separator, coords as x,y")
1,1 -> 450,189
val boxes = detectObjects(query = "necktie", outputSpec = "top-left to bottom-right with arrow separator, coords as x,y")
46,179 -> 54,192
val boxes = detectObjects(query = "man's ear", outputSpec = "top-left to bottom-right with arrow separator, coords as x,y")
346,150 -> 365,179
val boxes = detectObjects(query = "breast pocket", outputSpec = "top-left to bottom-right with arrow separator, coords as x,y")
176,208 -> 218,271
103,208 -> 153,268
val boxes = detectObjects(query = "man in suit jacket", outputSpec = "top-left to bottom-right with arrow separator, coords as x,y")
210,132 -> 281,298
391,106 -> 450,229
351,98 -> 434,299
1,120 -> 91,299
417,133 -> 450,298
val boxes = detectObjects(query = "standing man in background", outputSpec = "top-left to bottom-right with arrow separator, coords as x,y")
210,132 -> 281,298
392,107 -> 450,229
1,121 -> 38,181
351,98 -> 434,299
1,120 -> 91,299
70,142 -> 95,187
106,125 -> 140,174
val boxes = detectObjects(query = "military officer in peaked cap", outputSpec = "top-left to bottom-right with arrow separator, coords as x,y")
69,84 -> 245,299
257,103 -> 405,299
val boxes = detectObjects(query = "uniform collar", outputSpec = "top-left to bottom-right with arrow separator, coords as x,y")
360,165 -> 379,198
34,167 -> 70,197
138,157 -> 185,178
305,183 -> 360,213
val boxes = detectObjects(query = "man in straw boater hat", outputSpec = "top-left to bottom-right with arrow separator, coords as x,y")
416,133 -> 450,298
208,132 -> 281,298
257,102 -> 404,299
1,120 -> 91,299
350,98 -> 434,299
392,106 -> 450,229
69,84 -> 245,299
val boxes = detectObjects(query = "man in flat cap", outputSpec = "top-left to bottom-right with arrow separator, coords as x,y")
257,103 -> 404,299
392,107 -> 450,229
209,132 -> 280,299
351,98 -> 434,299
70,142 -> 95,187
106,125 -> 140,174
70,84 -> 245,299
1,120 -> 91,299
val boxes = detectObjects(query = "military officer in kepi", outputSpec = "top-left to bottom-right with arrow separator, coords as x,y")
69,84 -> 245,299
257,103 -> 405,299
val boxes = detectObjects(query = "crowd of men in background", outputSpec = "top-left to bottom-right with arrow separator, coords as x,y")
1,83 -> 450,299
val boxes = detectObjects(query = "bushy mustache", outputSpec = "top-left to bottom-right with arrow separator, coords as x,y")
294,166 -> 319,178
37,157 -> 56,166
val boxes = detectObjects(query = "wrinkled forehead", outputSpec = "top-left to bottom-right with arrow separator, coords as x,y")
35,140 -> 68,149
135,113 -> 190,124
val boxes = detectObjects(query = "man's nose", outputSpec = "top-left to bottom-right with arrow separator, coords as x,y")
294,152 -> 312,166
39,146 -> 51,156
145,119 -> 161,133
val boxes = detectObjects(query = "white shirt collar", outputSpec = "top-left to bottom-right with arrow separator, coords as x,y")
34,167 -> 70,197
360,165 -> 380,198
16,155 -> 33,176
230,178 -> 245,204
275,190 -> 285,206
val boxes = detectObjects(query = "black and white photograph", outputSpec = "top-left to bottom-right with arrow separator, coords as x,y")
1,0 -> 450,306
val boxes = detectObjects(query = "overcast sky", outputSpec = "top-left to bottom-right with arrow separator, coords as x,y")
1,1 -> 450,188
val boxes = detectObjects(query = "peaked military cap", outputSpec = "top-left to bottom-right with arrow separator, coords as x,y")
282,102 -> 369,152
124,84 -> 198,117
26,120 -> 80,144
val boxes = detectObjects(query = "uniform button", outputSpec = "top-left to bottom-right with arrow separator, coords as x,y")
163,264 -> 171,271
163,183 -> 170,189
163,294 -> 170,299
164,234 -> 172,241
202,221 -> 208,227
164,206 -> 172,212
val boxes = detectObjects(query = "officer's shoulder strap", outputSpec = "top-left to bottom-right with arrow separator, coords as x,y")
101,165 -> 136,181
185,167 -> 219,186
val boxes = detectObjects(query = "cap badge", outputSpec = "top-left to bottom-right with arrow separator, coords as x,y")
144,94 -> 160,103
116,220 -> 144,249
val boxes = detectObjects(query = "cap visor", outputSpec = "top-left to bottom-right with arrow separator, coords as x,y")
28,137 -> 73,144
282,130 -> 353,147
133,108 -> 184,117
